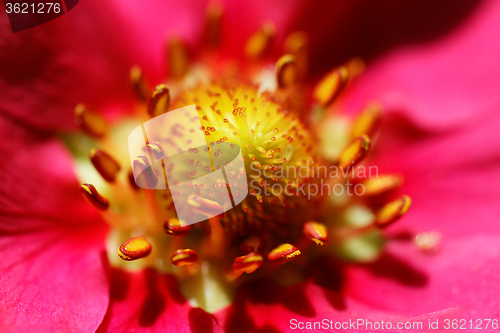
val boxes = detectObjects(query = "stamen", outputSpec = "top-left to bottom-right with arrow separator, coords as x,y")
338,135 -> 371,170
303,221 -> 328,246
147,84 -> 170,117
233,252 -> 263,274
90,149 -> 121,182
245,22 -> 276,59
74,104 -> 108,138
376,195 -> 412,227
117,236 -> 152,261
204,1 -> 223,47
276,54 -> 298,89
167,37 -> 190,79
361,175 -> 402,197
80,183 -> 109,211
313,66 -> 348,107
345,57 -> 365,82
146,141 -> 165,160
414,232 -> 441,253
164,217 -> 192,236
240,236 -> 266,253
130,65 -> 150,102
283,31 -> 308,77
187,195 -> 224,216
351,103 -> 382,139
133,156 -> 159,188
171,249 -> 199,266
267,243 -> 301,264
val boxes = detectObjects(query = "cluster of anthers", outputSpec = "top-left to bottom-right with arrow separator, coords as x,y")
73,3 -> 415,310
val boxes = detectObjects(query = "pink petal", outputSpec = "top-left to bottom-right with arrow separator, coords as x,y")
96,268 -> 222,333
341,0 -> 500,129
0,115 -> 110,332
368,102 -> 500,237
346,235 -> 500,323
0,0 -> 136,132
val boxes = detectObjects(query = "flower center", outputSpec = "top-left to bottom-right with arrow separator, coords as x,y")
66,9 -> 413,311
167,80 -> 324,239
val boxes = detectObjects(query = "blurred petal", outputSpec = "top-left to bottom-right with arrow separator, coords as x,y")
289,0 -> 483,75
103,0 -> 209,83
0,0 -> 136,131
341,0 -> 500,129
97,268 -> 222,333
0,115 -> 109,332
106,0 -> 305,76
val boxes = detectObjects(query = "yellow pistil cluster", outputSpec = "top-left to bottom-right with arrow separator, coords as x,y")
166,79 -> 324,240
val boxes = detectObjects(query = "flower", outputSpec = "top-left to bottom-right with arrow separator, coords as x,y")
1,1 -> 500,332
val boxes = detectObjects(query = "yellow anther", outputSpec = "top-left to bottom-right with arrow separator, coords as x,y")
130,65 -> 150,102
167,37 -> 190,79
338,135 -> 371,170
313,66 -> 348,106
376,195 -> 412,227
74,104 -> 108,138
267,243 -> 301,264
118,236 -> 152,261
276,54 -> 298,89
164,218 -> 191,236
80,183 -> 109,211
90,148 -> 121,182
171,249 -> 199,266
283,31 -> 308,76
303,221 -> 328,246
361,175 -> 402,197
245,22 -> 276,59
233,252 -> 263,274
147,84 -> 170,118
351,103 -> 382,139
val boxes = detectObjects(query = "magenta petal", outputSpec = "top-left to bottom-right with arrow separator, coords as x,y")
369,103 -> 500,237
0,0 -> 136,132
0,116 -> 110,332
97,268 -> 222,333
341,0 -> 500,129
345,235 -> 500,320
0,229 -> 110,333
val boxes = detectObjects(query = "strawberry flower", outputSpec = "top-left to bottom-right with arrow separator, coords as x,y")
1,0 -> 500,332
